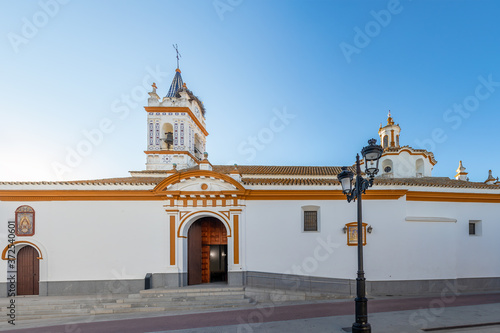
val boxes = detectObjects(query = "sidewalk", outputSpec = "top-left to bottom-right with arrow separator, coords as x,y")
1,292 -> 500,332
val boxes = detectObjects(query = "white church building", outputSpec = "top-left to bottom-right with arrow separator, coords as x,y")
1,66 -> 499,297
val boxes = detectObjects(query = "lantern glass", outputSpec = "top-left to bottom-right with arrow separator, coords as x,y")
361,139 -> 383,177
364,158 -> 380,177
337,167 -> 354,194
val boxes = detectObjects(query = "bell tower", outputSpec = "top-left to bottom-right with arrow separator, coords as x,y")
376,112 -> 436,178
144,60 -> 208,171
378,111 -> 401,149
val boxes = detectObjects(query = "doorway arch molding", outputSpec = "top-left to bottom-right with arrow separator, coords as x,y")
1,240 -> 45,260
178,210 -> 232,238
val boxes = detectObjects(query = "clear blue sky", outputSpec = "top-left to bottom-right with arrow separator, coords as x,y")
1,0 -> 499,182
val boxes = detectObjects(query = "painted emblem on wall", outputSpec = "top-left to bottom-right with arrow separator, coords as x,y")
15,205 -> 35,236
346,222 -> 367,246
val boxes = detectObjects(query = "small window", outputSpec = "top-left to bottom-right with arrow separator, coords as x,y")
469,222 -> 475,235
469,220 -> 481,236
304,211 -> 318,231
383,135 -> 389,148
302,206 -> 320,232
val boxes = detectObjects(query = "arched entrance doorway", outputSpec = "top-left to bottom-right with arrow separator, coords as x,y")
17,246 -> 39,295
188,217 -> 228,285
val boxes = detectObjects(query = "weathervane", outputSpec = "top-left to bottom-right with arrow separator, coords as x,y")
173,44 -> 182,69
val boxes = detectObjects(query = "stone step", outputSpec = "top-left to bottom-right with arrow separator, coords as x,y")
142,300 -> 253,308
138,287 -> 244,296
102,303 -> 132,309
10,312 -> 94,321
0,303 -> 96,311
91,306 -> 165,315
0,297 -> 122,306
4,307 -> 91,317
0,302 -> 114,314
91,301 -> 256,315
121,293 -> 246,303
0,287 -> 254,322
111,298 -> 252,308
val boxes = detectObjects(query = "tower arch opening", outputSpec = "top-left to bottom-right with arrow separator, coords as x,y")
383,135 -> 389,149
416,158 -> 424,177
161,123 -> 174,150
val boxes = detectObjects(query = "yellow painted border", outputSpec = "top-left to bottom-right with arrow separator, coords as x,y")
406,191 -> 500,203
3,188 -> 500,203
244,190 -> 408,201
345,222 -> 367,246
233,215 -> 239,265
153,170 -> 247,194
169,215 -> 176,265
0,190 -> 163,202
177,210 -> 232,238
2,241 -> 43,260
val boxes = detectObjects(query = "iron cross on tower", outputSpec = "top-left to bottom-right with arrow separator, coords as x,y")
173,44 -> 182,69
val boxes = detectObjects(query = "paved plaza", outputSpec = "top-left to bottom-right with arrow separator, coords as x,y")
1,292 -> 499,333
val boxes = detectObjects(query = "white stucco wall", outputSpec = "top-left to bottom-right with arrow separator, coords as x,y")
0,201 -> 170,282
1,192 -> 499,285
379,151 -> 433,178
244,196 -> 500,282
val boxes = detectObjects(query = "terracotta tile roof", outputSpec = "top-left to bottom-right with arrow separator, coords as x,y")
214,165 -> 349,175
375,177 -> 498,189
148,165 -> 350,176
242,178 -> 339,186
0,177 -> 166,186
2,168 -> 498,190
241,176 -> 499,189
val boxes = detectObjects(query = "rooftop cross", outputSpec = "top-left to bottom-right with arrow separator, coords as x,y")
173,44 -> 182,69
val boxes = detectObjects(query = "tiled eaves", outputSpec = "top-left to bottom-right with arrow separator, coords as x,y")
242,178 -> 340,186
0,177 -> 165,186
242,177 -> 499,189
1,171 -> 497,190
130,165 -> 353,176
212,165 -> 349,175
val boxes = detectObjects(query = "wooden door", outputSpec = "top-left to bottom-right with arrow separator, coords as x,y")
188,222 -> 202,285
17,246 -> 39,295
189,218 -> 228,285
201,218 -> 228,283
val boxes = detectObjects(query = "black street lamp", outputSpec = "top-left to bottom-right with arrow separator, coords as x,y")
337,138 -> 383,333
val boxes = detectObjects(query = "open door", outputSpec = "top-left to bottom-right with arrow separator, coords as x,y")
188,218 -> 227,285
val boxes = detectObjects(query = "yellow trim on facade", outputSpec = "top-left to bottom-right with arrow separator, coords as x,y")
2,187 -> 500,203
382,149 -> 437,166
153,170 -> 247,193
244,190 -> 408,201
234,215 -> 239,265
177,210 -> 232,238
169,216 -> 176,265
406,191 -> 500,203
2,241 -> 43,260
0,190 -> 164,202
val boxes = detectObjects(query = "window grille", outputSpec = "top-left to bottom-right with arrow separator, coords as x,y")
304,211 -> 318,231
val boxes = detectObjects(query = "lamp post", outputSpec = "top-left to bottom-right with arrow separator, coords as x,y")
337,138 -> 383,333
